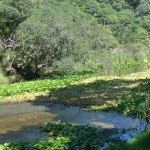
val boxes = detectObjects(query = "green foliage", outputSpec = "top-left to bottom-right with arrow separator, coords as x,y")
41,121 -> 114,150
0,4 -> 21,37
15,1 -> 117,75
0,121 -> 114,150
136,0 -> 150,16
0,0 -> 35,75
97,3 -> 119,25
0,0 -> 150,80
0,137 -> 70,150
115,93 -> 150,121
113,50 -> 147,69
0,74 -> 90,100
68,0 -> 150,45
1,0 -> 34,16
0,70 -> 9,84
108,129 -> 150,150
0,122 -> 115,150
0,0 -> 34,37
125,0 -> 141,9
112,0 -> 130,11
95,80 -> 150,122
141,16 -> 150,32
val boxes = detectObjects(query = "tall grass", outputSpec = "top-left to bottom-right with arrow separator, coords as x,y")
89,49 -> 149,76
108,130 -> 150,150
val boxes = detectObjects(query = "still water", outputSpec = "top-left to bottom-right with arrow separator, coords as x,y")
0,102 -> 146,144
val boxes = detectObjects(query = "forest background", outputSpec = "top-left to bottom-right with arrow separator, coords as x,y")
0,0 -> 150,83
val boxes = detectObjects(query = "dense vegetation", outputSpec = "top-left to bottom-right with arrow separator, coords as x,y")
0,121 -> 116,150
0,0 -> 150,149
0,0 -> 150,82
0,74 -> 90,100
0,122 -> 150,150
108,130 -> 150,150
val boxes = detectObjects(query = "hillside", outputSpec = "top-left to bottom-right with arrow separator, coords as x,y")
0,0 -> 150,82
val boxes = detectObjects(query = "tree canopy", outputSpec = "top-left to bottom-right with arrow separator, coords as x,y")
0,0 -> 149,77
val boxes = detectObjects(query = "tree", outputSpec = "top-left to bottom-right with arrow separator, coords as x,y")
141,16 -> 150,32
1,0 -> 34,18
125,0 -> 141,9
0,4 -> 21,38
97,3 -> 119,25
15,1 -> 117,75
136,0 -> 150,16
0,0 -> 34,74
0,4 -> 21,71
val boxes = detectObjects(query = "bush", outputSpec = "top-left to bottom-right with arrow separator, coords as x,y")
0,70 -> 9,84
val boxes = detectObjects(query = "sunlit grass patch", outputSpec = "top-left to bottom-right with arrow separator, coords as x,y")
0,74 -> 91,102
0,91 -> 50,104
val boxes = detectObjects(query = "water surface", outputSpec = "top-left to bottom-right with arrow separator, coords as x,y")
0,102 -> 145,144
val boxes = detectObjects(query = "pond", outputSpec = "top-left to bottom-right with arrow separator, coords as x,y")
0,102 -> 147,144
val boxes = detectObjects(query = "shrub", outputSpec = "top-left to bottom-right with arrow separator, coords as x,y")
0,70 -> 9,84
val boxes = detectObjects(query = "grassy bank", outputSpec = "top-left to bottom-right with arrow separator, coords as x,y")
108,130 -> 150,150
1,69 -> 150,121
49,69 -> 150,121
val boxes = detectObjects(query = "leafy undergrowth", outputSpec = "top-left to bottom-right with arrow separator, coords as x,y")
88,81 -> 150,122
108,129 -> 150,150
0,122 -> 150,150
0,74 -> 91,102
0,121 -> 116,150
115,93 -> 150,121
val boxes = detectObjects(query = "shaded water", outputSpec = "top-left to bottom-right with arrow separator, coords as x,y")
0,102 -> 146,144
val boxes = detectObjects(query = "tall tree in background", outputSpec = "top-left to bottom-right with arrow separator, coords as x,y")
125,0 -> 141,9
0,0 -> 34,73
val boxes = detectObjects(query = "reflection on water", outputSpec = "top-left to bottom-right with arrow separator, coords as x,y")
0,112 -> 57,134
0,112 -> 56,144
0,103 -> 147,144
